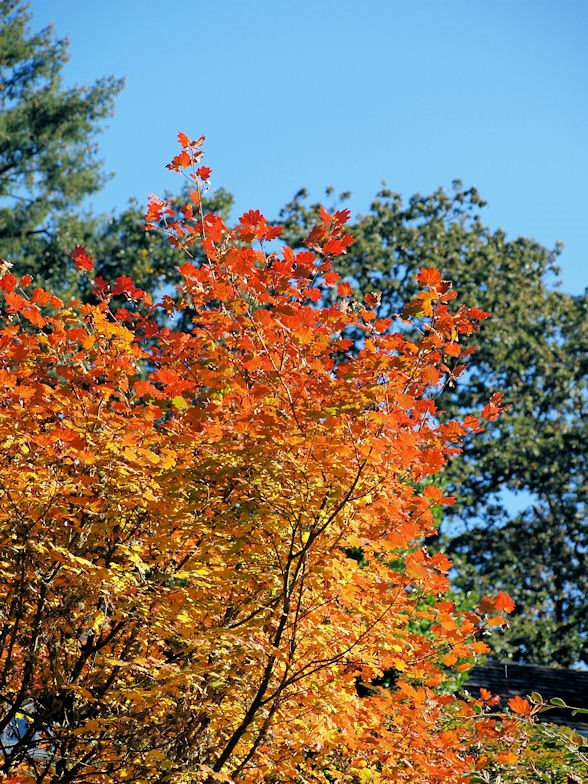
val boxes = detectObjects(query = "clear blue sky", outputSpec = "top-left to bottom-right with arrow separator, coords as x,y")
29,0 -> 587,294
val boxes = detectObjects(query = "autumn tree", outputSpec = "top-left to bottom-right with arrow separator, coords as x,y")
5,0 -> 581,667
0,0 -> 123,290
1,134 -> 574,783
66,179 -> 586,667
279,185 -> 588,667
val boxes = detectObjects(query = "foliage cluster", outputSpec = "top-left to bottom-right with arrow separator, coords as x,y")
1,5 -> 586,780
4,3 -> 584,664
3,134 -> 584,783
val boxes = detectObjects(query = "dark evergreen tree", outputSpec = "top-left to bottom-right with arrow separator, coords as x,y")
0,0 -> 123,288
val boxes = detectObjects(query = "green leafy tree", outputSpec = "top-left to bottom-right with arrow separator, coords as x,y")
0,0 -> 123,287
279,182 -> 587,666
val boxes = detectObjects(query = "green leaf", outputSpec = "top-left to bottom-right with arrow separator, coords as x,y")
549,697 -> 567,707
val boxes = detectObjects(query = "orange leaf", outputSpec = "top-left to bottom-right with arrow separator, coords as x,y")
487,616 -> 507,627
416,267 -> 442,287
495,591 -> 515,614
21,305 -> 45,328
444,341 -> 460,357
497,752 -> 519,765
177,131 -> 191,147
508,696 -> 531,715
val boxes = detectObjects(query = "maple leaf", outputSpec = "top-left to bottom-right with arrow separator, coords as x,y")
323,234 -> 354,256
319,205 -> 331,224
364,291 -> 381,308
145,194 -> 173,226
494,590 -> 516,613
197,165 -> 212,180
333,208 -> 351,225
416,267 -> 442,287
482,392 -> 505,421
112,276 -> 144,299
0,272 -> 17,292
70,244 -> 94,272
323,270 -> 339,286
166,149 -> 191,171
508,696 -> 532,715
497,751 -> 519,765
177,131 -> 191,147
21,305 -> 45,327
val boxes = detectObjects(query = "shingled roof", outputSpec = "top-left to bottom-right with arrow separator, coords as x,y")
464,661 -> 588,733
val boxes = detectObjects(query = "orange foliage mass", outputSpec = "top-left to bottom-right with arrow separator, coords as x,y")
0,136 -> 534,784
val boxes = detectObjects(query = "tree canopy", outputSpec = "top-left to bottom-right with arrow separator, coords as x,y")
1,1 -> 585,668
4,133 -> 582,783
278,184 -> 587,666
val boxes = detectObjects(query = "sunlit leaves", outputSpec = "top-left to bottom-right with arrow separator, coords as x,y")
0,135 -> 547,784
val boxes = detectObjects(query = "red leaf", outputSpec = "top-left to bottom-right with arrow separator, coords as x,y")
469,307 -> 491,320
265,225 -> 282,241
112,276 -> 144,300
167,150 -> 191,171
190,134 -> 206,149
333,208 -> 351,225
487,616 -> 506,627
319,206 -> 331,225
31,288 -> 51,306
145,194 -> 174,226
482,392 -> 505,421
203,213 -> 227,243
478,596 -> 496,614
463,414 -> 481,431
177,131 -> 191,147
71,245 -> 94,272
134,380 -> 161,397
322,238 -> 345,256
424,485 -> 444,502
197,166 -> 212,181
0,273 -> 17,292
364,291 -> 381,308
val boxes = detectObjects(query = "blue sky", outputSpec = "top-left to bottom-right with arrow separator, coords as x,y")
29,0 -> 587,294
